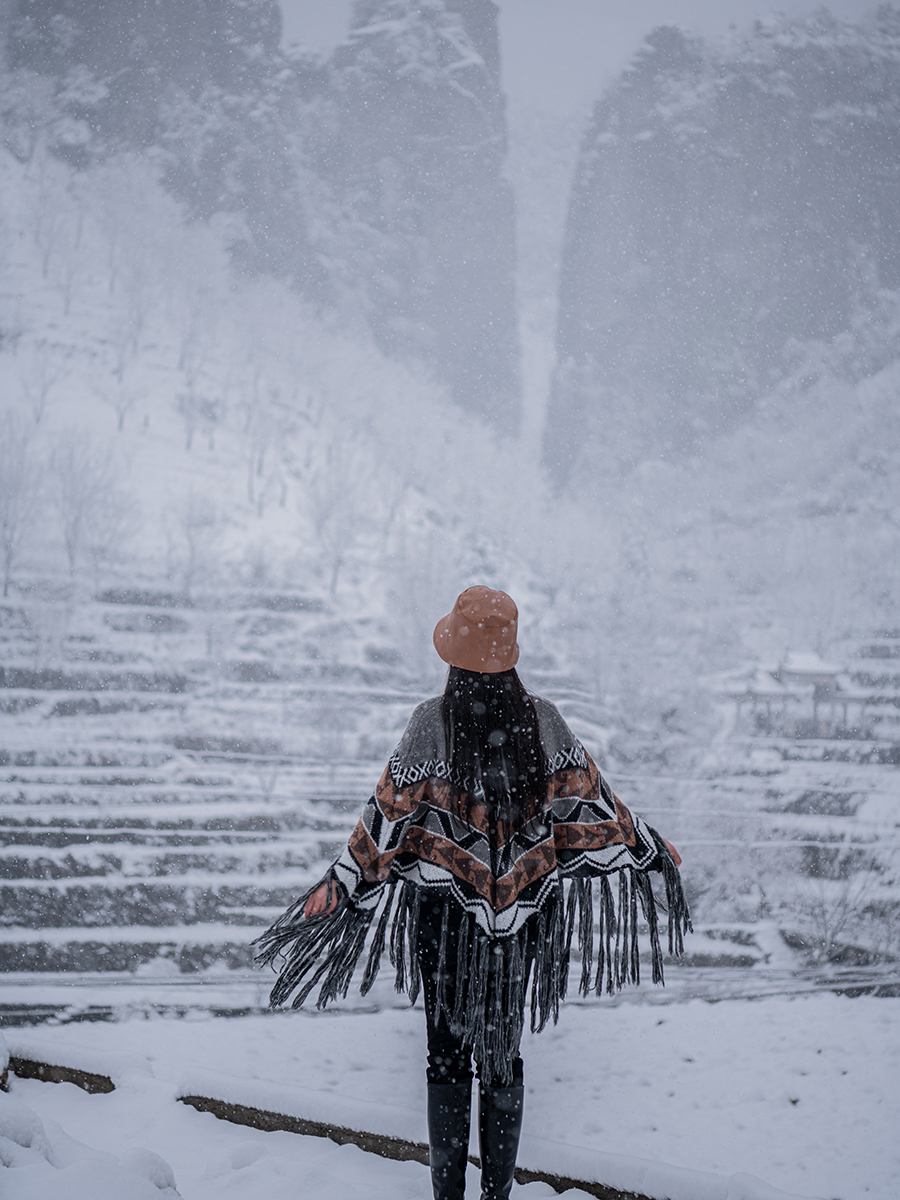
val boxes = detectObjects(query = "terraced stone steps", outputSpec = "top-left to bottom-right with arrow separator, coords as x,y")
617,733 -> 900,962
0,843 -> 323,881
3,583 -> 898,994
0,584 -> 621,978
0,924 -> 266,973
0,744 -> 382,972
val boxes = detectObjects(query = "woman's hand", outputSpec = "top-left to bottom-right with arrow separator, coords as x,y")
303,881 -> 340,919
662,838 -> 682,867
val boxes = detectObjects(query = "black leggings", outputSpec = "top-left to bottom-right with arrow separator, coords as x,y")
415,895 -> 526,1089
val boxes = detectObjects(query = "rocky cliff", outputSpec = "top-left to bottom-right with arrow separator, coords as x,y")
548,10 -> 900,469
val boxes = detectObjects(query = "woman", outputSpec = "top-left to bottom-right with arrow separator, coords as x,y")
255,586 -> 689,1200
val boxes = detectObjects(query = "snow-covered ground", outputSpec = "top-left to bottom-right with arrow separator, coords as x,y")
3,990 -> 899,1199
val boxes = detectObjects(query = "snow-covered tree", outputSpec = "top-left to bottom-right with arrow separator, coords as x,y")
49,432 -> 128,575
0,409 -> 42,596
167,490 -> 226,598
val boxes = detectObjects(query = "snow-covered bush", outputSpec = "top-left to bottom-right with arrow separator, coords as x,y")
0,1089 -> 182,1198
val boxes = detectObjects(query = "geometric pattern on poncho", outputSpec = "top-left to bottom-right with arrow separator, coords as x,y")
332,699 -> 660,937
387,741 -> 589,791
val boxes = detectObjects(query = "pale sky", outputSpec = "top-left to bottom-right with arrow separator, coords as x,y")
280,1 -> 879,115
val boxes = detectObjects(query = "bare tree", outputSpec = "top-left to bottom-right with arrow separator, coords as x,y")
52,192 -> 91,316
0,298 -> 25,357
168,491 -> 226,597
177,281 -> 219,393
83,489 -> 141,583
105,274 -> 152,382
29,150 -> 70,280
0,214 -> 12,296
95,373 -> 143,433
90,160 -> 130,296
236,373 -> 299,514
238,377 -> 276,507
49,433 -> 121,574
176,393 -> 222,452
87,155 -> 174,301
176,393 -> 201,452
0,411 -> 42,597
0,69 -> 56,165
297,437 -> 375,596
102,228 -> 159,381
790,849 -> 887,964
21,341 -> 64,424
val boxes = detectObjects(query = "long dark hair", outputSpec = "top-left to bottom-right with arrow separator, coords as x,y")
441,666 -> 549,835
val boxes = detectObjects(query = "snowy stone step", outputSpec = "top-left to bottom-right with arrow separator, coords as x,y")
0,755 -> 380,779
0,841 -> 331,881
0,802 -> 355,828
0,874 -> 311,930
0,940 -> 254,974
1,582 -> 438,980
0,748 -> 176,769
0,665 -> 193,693
743,735 -> 900,766
0,923 -> 265,973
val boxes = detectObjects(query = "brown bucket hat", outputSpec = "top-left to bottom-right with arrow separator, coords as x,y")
433,586 -> 520,674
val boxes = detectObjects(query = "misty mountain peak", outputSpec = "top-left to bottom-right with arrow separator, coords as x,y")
547,6 -> 900,471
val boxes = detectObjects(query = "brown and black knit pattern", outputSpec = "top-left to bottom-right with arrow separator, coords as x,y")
332,699 -> 659,936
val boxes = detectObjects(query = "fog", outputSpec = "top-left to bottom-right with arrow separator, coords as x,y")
0,5 -> 898,1194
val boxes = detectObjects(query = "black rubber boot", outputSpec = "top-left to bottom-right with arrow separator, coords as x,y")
478,1084 -> 524,1200
427,1081 -> 472,1200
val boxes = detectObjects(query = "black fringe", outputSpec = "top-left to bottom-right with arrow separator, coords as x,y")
253,875 -> 376,1010
559,878 -> 579,996
576,875 -> 593,996
435,897 -> 452,1026
636,870 -> 665,984
651,830 -> 693,956
254,843 -> 691,1083
405,884 -> 422,1007
389,879 -> 410,994
597,875 -> 616,994
360,878 -> 396,996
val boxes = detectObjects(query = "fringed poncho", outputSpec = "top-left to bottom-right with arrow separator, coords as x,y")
255,696 -> 691,1083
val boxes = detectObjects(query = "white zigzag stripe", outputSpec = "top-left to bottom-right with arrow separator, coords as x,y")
388,742 -> 589,791
547,744 -> 589,773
